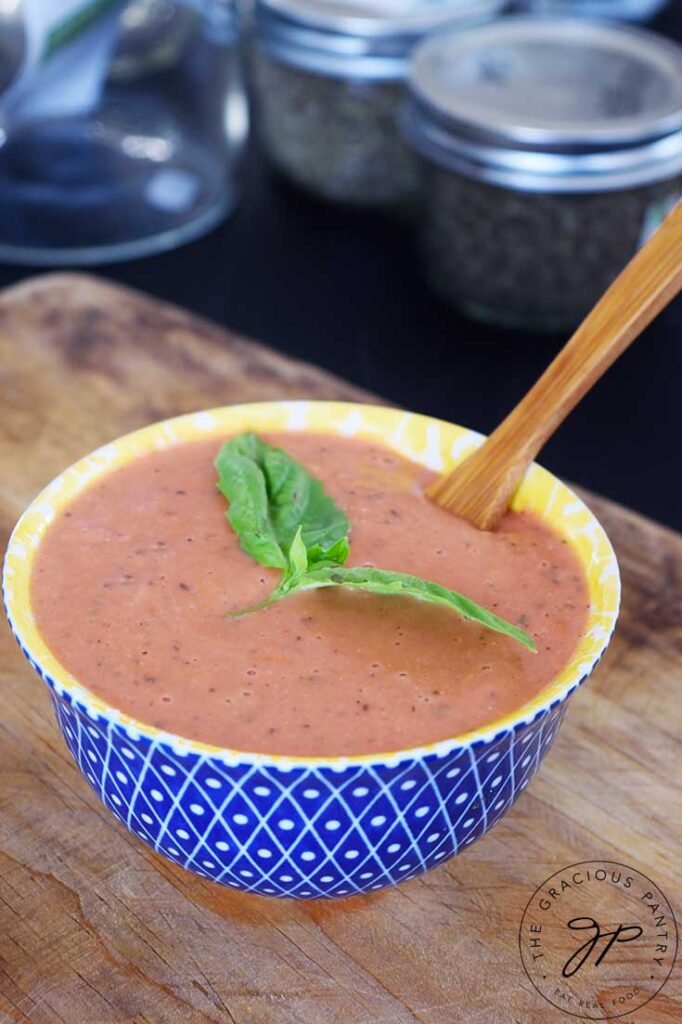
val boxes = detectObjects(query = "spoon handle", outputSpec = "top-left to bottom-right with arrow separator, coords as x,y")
428,201 -> 682,530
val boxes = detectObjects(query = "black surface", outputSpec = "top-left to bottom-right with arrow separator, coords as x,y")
1,6 -> 680,531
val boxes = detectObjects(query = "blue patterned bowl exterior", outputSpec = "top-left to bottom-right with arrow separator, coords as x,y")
46,678 -> 567,898
4,402 -> 620,898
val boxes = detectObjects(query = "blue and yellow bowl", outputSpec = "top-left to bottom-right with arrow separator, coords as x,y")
3,402 -> 620,898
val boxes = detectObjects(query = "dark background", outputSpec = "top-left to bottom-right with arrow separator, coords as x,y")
1,5 -> 680,530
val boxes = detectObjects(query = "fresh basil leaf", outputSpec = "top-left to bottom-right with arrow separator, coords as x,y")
287,526 -> 309,580
260,443 -> 349,557
218,433 -> 535,651
215,433 -> 349,570
306,535 -> 350,571
283,565 -> 536,651
215,437 -> 287,569
228,530 -> 329,619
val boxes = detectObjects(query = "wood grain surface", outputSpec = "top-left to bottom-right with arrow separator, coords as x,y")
0,274 -> 679,1024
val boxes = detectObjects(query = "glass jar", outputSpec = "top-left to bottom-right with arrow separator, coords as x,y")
403,17 -> 682,330
251,0 -> 508,208
110,0 -> 198,80
514,1 -> 670,22
0,0 -> 248,265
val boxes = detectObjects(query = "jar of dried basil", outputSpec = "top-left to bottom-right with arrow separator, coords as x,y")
403,18 -> 682,330
251,0 -> 508,208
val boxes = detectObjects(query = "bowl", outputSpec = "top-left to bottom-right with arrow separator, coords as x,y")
3,402 -> 620,898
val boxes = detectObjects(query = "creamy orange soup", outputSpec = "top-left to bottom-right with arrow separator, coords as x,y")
31,434 -> 588,755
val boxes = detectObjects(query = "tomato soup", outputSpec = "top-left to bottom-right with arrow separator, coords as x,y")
30,434 -> 588,756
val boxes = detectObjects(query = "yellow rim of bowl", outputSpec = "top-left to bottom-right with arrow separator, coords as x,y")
3,401 -> 620,769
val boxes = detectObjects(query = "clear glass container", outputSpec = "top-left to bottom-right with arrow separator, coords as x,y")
514,1 -> 670,22
110,0 -> 198,80
251,0 -> 507,208
403,17 -> 682,330
0,0 -> 248,265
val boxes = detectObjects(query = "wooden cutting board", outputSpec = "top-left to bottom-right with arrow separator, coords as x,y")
0,274 -> 679,1024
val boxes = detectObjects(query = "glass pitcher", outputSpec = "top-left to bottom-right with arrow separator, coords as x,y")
0,0 -> 248,265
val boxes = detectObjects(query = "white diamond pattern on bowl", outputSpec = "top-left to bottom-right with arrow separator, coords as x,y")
48,685 -> 568,898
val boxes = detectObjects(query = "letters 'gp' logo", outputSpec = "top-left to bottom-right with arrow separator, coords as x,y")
519,861 -> 678,1019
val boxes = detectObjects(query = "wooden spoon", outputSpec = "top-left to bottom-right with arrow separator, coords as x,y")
427,201 -> 682,531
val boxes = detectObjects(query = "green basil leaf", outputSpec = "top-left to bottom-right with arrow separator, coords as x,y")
215,433 -> 350,570
285,565 -> 536,651
306,535 -> 350,571
286,526 -> 309,580
215,436 -> 287,569
217,433 -> 536,651
260,443 -> 349,558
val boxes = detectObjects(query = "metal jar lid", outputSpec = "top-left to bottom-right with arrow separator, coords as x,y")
254,0 -> 508,79
403,17 -> 682,191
